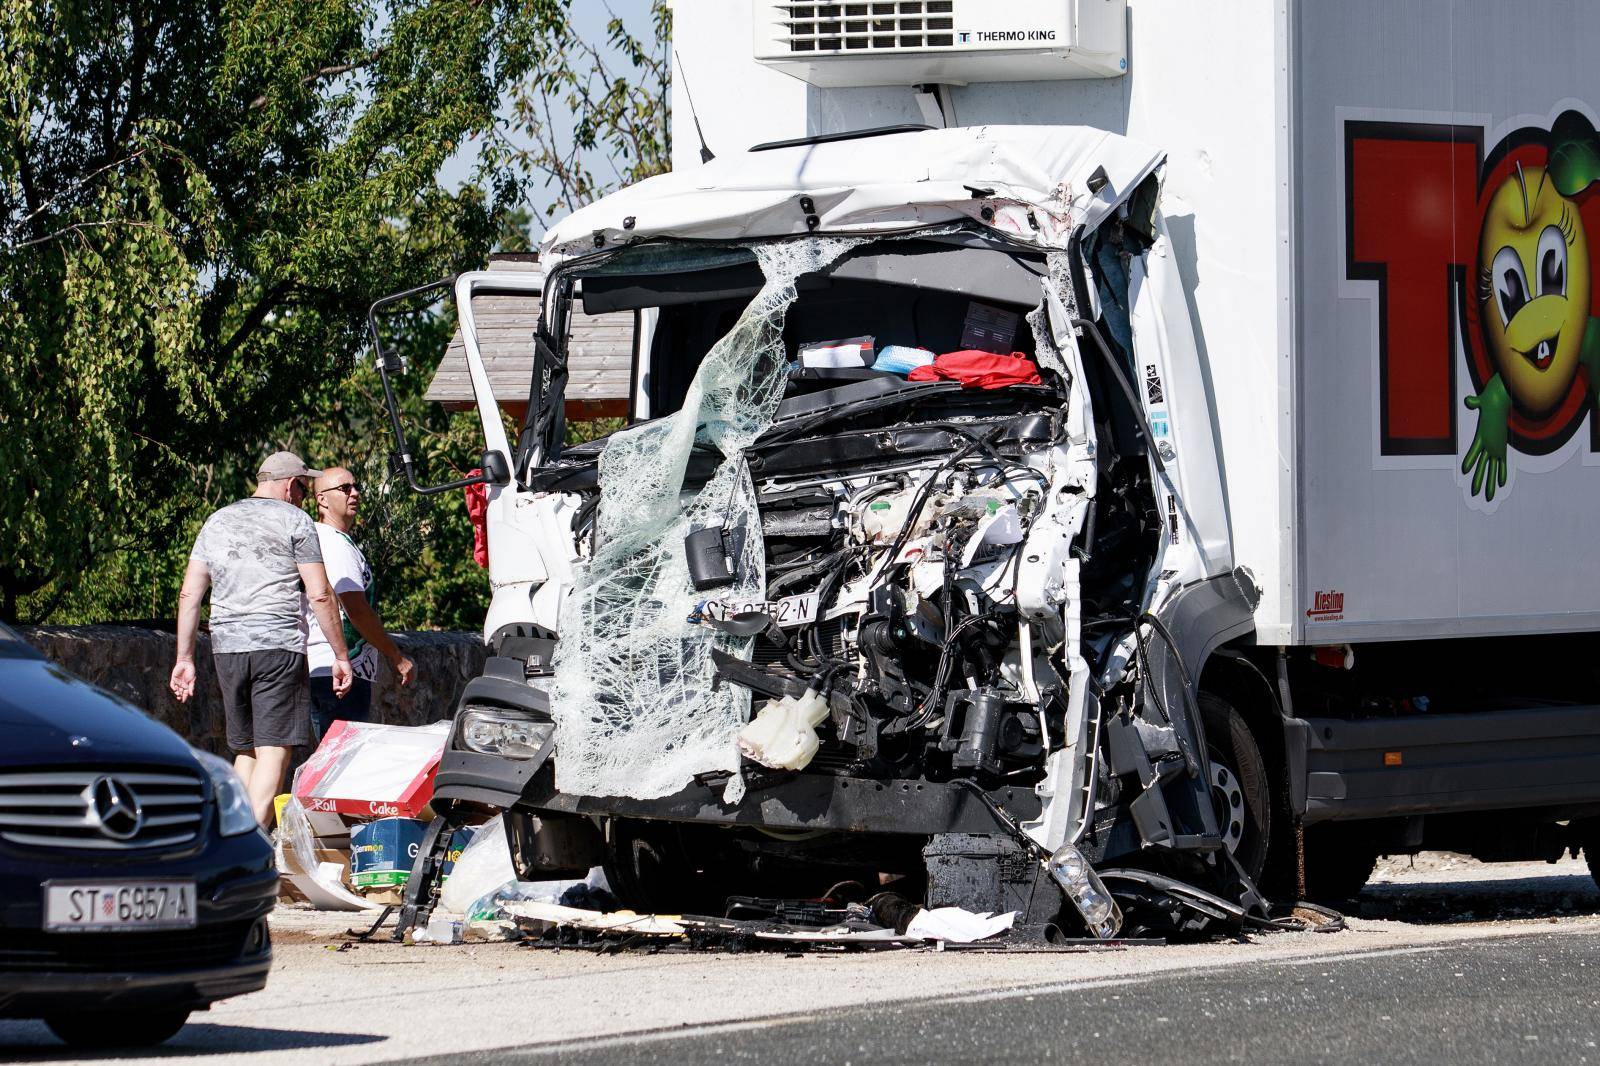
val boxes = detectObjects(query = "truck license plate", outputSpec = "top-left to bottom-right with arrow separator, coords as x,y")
701,592 -> 820,628
43,881 -> 197,932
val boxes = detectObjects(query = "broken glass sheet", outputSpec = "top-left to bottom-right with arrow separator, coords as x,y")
550,236 -> 865,803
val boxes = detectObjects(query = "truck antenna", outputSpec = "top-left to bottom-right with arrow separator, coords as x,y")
674,51 -> 716,164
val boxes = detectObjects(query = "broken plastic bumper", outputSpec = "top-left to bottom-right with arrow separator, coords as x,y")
432,745 -> 553,809
437,752 -> 1042,837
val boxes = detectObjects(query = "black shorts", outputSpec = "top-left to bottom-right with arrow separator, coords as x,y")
214,649 -> 314,752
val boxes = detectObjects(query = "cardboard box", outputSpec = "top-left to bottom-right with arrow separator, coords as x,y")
439,827 -> 475,882
275,842 -> 356,904
349,817 -> 428,889
293,720 -> 450,820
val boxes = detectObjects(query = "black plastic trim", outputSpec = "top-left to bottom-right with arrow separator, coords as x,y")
1301,705 -> 1600,823
749,124 -> 934,153
512,764 -> 1041,837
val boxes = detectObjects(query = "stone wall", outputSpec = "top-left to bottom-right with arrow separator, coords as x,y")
18,625 -> 487,756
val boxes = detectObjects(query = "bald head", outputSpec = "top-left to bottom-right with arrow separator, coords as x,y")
312,467 -> 361,531
314,468 -> 353,494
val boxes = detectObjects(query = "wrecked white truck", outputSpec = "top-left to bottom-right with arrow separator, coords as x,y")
376,110 -> 1600,939
377,126 -> 1267,938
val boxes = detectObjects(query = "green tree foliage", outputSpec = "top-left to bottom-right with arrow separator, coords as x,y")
0,0 -> 535,622
1,0 -> 669,629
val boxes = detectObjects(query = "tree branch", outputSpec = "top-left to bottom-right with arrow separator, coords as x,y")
7,217 -> 160,251
215,280 -> 291,364
13,147 -> 150,228
2,98 -> 41,223
112,9 -> 151,149
249,49 -> 386,110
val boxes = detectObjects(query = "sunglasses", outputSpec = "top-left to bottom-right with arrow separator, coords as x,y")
317,482 -> 359,496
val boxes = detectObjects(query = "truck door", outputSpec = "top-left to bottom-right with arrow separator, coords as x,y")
372,270 -> 581,644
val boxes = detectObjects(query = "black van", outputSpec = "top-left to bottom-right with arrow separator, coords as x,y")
0,623 -> 276,1048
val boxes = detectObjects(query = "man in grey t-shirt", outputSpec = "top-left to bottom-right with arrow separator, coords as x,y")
170,451 -> 353,826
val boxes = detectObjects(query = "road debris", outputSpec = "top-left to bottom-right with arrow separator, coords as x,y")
275,722 -> 482,913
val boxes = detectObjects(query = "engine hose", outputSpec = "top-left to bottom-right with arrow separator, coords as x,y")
1131,624 -> 1170,725
955,781 -> 1036,847
880,433 -> 995,568
944,425 -> 1051,491
910,611 -> 1004,730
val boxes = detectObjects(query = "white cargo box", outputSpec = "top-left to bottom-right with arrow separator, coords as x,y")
672,0 -> 1600,646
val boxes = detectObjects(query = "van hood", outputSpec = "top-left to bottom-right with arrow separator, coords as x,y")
540,124 -> 1164,261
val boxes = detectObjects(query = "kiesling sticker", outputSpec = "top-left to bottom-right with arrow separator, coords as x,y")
1345,108 -> 1600,504
1306,589 -> 1346,624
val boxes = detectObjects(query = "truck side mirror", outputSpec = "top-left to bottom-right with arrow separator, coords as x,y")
480,450 -> 511,487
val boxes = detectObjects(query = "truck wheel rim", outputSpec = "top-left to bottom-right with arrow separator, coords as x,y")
1211,763 -> 1246,855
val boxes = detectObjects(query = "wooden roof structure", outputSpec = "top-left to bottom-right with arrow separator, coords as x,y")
425,253 -> 634,421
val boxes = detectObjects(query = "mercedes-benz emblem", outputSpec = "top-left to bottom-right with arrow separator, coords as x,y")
90,776 -> 143,840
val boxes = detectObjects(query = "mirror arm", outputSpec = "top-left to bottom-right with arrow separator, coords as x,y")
368,274 -> 526,496
369,275 -> 499,496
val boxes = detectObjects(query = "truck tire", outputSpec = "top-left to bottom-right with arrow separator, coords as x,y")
1200,693 -> 1272,884
1581,820 -> 1600,893
1302,823 -> 1381,903
602,819 -> 702,914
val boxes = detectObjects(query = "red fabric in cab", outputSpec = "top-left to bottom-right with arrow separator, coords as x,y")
907,350 -> 1042,389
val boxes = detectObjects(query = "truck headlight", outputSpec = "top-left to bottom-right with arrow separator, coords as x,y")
459,708 -> 556,759
193,749 -> 259,837
1046,843 -> 1123,939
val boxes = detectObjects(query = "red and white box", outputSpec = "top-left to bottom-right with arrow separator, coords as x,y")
293,720 -> 451,820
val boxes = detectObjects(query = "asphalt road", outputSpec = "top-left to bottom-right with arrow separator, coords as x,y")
1,854 -> 1597,1065
423,928 -> 1600,1066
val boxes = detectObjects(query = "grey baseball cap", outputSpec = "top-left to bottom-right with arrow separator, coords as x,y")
257,451 -> 323,481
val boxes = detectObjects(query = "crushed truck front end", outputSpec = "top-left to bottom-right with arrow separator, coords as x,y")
398,126 -> 1263,937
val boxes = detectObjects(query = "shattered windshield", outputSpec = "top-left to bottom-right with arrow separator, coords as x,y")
553,232 -> 1056,436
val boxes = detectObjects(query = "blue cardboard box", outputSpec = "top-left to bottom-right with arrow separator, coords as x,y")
349,817 -> 428,889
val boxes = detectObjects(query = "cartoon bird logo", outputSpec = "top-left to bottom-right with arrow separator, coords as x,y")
1464,114 -> 1600,500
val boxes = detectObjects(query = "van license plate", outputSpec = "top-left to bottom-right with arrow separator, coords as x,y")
43,881 -> 197,932
701,592 -> 821,628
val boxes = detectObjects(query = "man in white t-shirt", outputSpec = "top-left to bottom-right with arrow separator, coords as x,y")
304,466 -> 416,737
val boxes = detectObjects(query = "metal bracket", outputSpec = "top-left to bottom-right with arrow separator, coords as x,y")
912,83 -> 956,129
393,803 -> 469,940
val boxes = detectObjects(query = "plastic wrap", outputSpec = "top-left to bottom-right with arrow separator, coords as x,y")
437,815 -> 515,914
275,795 -> 379,911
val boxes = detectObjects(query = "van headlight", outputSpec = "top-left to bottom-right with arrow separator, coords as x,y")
459,708 -> 556,759
194,749 -> 259,837
1046,843 -> 1123,939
